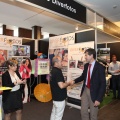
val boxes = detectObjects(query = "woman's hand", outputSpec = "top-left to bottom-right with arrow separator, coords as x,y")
22,80 -> 26,84
15,79 -> 26,85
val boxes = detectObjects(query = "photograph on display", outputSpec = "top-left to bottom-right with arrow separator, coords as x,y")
68,42 -> 94,81
12,45 -> 30,57
97,48 -> 110,66
49,48 -> 68,81
77,60 -> 84,70
0,49 -> 8,74
0,49 -> 7,67
69,60 -> 76,68
49,48 -> 68,67
35,59 -> 50,76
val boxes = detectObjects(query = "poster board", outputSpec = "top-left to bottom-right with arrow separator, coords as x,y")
49,33 -> 75,81
67,41 -> 94,105
0,35 -> 22,50
97,48 -> 110,66
8,45 -> 30,57
34,59 -> 50,76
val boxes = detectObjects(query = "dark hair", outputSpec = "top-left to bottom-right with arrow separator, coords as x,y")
112,55 -> 116,58
85,48 -> 96,59
25,58 -> 32,70
52,56 -> 59,66
22,60 -> 26,64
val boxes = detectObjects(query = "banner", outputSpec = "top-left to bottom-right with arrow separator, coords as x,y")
97,48 -> 110,66
0,35 -> 22,50
49,33 -> 75,81
49,48 -> 68,81
67,41 -> 94,100
34,59 -> 50,76
0,49 -> 8,74
49,33 -> 75,49
25,0 -> 86,23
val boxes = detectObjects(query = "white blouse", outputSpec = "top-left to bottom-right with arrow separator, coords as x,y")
10,73 -> 20,92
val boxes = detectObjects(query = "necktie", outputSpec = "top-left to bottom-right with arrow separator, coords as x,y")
87,64 -> 91,88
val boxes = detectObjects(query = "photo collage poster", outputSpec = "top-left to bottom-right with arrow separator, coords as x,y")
0,35 -> 31,75
49,48 -> 68,81
49,33 -> 75,81
67,41 -> 94,99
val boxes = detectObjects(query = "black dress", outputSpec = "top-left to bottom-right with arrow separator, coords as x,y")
2,71 -> 23,114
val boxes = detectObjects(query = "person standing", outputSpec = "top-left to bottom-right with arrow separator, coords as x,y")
19,58 -> 32,103
108,55 -> 120,99
70,48 -> 106,120
50,56 -> 70,120
2,60 -> 26,120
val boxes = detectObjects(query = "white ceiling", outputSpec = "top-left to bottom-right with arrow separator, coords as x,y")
0,0 -> 120,42
0,1 -> 78,35
76,0 -> 120,25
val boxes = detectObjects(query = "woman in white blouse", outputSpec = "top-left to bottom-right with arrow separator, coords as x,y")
2,60 -> 26,120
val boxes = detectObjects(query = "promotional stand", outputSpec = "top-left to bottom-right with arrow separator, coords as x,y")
31,58 -> 51,102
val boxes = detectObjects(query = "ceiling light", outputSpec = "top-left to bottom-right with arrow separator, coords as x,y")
75,26 -> 78,31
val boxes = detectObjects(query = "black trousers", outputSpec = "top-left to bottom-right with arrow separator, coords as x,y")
112,75 -> 120,98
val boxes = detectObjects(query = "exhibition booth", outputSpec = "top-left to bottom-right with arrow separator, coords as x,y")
0,0 -> 120,119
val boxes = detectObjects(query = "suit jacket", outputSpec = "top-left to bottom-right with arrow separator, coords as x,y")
2,70 -> 21,102
75,61 -> 106,103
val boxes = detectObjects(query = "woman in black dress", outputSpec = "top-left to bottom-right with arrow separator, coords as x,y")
2,60 -> 26,120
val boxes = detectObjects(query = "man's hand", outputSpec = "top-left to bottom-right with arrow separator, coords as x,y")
115,70 -> 120,73
69,80 -> 75,85
94,100 -> 100,107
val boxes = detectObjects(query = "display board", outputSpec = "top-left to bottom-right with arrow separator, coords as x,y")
11,45 -> 30,57
97,48 -> 110,66
49,33 -> 75,81
67,41 -> 94,107
32,59 -> 50,76
0,35 -> 22,50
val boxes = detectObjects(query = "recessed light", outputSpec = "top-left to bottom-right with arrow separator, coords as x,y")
75,26 -> 78,31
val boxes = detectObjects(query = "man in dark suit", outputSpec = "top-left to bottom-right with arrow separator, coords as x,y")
70,48 -> 106,120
